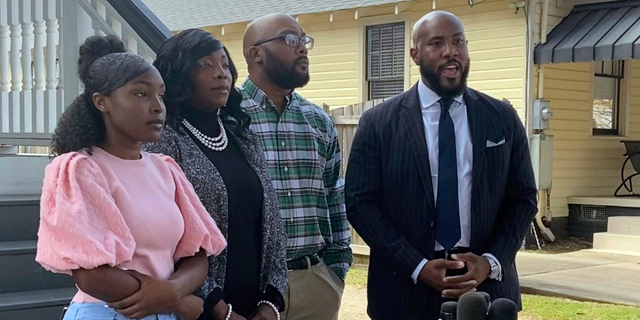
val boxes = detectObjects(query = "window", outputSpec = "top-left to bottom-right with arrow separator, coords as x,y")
366,22 -> 405,100
592,60 -> 625,136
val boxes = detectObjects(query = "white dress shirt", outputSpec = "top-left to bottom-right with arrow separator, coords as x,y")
410,79 -> 502,283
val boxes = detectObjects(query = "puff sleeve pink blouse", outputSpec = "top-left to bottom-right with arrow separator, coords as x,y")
35,147 -> 227,302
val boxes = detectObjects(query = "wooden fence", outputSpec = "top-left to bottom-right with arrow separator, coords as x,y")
323,99 -> 387,257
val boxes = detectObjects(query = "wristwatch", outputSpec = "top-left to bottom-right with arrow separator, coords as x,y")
484,255 -> 501,280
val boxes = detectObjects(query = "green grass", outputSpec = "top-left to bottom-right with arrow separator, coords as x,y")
345,264 -> 368,287
521,295 -> 640,320
345,265 -> 640,320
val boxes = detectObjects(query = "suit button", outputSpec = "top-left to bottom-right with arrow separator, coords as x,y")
430,221 -> 434,227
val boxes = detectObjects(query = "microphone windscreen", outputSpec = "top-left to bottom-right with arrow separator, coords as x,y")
440,301 -> 458,320
478,291 -> 491,309
488,298 -> 518,320
457,292 -> 488,320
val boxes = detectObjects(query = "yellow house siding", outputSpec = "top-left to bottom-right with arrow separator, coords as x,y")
207,17 -> 361,108
409,0 -> 526,117
529,0 -> 640,220
296,18 -> 360,106
204,26 -> 249,80
544,60 -> 640,218
200,0 -> 526,111
630,60 -> 640,136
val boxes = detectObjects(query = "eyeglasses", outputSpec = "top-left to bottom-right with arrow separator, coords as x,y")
253,34 -> 314,50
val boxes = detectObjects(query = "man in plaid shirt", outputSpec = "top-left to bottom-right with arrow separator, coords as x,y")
240,13 -> 352,320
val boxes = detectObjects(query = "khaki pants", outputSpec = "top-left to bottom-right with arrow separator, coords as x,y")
282,259 -> 344,320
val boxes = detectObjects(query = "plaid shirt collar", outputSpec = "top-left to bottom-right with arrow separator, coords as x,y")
242,77 -> 294,112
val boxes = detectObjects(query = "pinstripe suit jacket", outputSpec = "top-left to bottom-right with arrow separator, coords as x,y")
345,84 -> 537,320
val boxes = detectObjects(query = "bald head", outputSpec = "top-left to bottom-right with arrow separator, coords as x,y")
409,10 -> 469,98
243,13 -> 300,60
242,13 -> 310,91
412,11 -> 464,47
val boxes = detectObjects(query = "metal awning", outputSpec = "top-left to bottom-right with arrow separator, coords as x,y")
534,0 -> 640,64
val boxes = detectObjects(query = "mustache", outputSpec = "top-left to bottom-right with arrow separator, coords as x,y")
438,59 -> 462,71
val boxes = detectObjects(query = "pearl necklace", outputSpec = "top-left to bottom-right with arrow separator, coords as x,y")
182,114 -> 228,151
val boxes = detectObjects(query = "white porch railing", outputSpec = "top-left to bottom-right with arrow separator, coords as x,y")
0,0 -> 158,146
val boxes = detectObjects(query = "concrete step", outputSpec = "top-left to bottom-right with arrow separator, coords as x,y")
0,287 -> 75,320
0,240 -> 75,294
607,216 -> 640,235
593,232 -> 640,254
0,195 -> 40,242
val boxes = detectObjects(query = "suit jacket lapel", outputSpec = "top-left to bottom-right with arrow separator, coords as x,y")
400,84 -> 436,211
464,88 -> 486,248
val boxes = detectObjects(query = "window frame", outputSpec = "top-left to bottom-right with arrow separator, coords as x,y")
366,22 -> 405,100
591,60 -> 627,137
358,14 -> 410,102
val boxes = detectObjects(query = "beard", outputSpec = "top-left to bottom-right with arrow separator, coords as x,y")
263,49 -> 310,90
419,58 -> 470,98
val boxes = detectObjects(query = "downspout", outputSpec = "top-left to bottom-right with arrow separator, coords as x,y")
534,0 -> 555,242
524,0 -> 534,138
538,0 -> 548,99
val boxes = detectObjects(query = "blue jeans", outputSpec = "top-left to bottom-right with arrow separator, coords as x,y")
63,302 -> 178,320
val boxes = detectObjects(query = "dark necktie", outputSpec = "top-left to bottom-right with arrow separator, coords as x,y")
435,97 -> 461,251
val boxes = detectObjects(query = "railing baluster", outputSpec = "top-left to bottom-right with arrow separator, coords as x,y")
33,0 -> 46,133
111,18 -> 122,38
54,0 -> 66,127
45,0 -> 58,134
77,1 -> 92,53
126,34 -> 137,54
9,0 -> 21,134
0,0 -> 9,134
21,0 -> 34,134
60,0 -> 79,116
94,0 -> 106,36
0,0 -> 162,144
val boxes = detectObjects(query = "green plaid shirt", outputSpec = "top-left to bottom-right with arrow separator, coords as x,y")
239,78 -> 352,280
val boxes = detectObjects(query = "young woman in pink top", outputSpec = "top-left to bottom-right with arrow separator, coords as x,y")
35,35 -> 227,320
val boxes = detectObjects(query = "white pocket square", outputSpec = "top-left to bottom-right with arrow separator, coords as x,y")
486,138 -> 506,148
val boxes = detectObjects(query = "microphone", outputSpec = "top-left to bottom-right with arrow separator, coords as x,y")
478,291 -> 491,309
439,301 -> 457,320
457,292 -> 488,320
487,298 -> 518,320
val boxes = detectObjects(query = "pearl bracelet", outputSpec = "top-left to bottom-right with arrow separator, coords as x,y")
224,303 -> 233,320
256,300 -> 280,320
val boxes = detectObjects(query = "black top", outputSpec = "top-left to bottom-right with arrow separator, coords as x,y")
183,107 -> 281,317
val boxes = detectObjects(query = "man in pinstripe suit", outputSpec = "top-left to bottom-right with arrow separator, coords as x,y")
345,11 -> 537,320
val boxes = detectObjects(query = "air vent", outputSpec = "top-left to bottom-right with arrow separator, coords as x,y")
580,205 -> 607,221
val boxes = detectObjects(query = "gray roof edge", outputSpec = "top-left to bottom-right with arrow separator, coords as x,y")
573,0 -> 640,13
178,0 -> 414,29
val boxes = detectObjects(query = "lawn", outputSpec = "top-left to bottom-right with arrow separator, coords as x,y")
521,295 -> 640,320
342,265 -> 640,320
